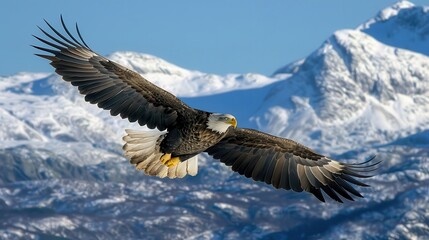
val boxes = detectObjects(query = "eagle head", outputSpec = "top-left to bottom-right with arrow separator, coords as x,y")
207,113 -> 237,133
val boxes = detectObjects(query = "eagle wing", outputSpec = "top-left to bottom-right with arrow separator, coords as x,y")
206,128 -> 380,203
33,17 -> 196,131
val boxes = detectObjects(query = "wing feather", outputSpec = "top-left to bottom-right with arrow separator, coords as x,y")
334,178 -> 363,198
263,152 -> 278,185
321,185 -> 343,203
310,166 -> 328,186
304,166 -> 322,188
33,17 -> 197,131
270,154 -> 285,189
309,188 -> 325,202
232,155 -> 260,175
251,152 -> 269,181
288,156 -> 303,192
297,164 -> 310,191
279,155 -> 291,190
243,155 -> 261,179
328,179 -> 354,201
206,128 -> 380,202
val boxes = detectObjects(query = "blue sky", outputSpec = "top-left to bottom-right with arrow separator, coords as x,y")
1,0 -> 427,76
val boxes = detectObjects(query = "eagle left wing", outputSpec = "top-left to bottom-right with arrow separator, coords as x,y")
32,16 -> 197,131
205,128 -> 380,203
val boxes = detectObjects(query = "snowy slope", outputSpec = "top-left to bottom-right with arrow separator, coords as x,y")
1,1 -> 429,239
267,28 -> 429,152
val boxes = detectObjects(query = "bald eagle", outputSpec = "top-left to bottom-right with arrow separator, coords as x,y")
33,17 -> 380,203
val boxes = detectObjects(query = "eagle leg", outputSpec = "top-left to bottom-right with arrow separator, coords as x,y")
160,153 -> 181,168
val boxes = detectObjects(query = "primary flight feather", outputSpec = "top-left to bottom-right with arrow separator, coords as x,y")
33,16 -> 380,203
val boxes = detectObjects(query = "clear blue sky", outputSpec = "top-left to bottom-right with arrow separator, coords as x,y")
1,0 -> 427,76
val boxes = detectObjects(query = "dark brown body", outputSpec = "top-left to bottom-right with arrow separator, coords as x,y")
160,111 -> 228,161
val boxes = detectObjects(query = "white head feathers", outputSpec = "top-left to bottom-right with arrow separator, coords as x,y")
207,113 -> 237,134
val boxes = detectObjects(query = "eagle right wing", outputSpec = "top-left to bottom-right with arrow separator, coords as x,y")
206,128 -> 380,203
33,16 -> 197,131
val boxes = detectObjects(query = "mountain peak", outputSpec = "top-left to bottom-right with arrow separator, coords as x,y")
358,1 -> 429,55
374,1 -> 415,22
107,51 -> 193,77
274,1 -> 429,77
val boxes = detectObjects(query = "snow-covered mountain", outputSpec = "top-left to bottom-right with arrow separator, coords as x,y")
1,1 -> 429,239
109,51 -> 278,97
266,28 -> 429,152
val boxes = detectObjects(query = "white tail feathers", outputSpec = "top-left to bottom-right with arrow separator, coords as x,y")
122,129 -> 198,179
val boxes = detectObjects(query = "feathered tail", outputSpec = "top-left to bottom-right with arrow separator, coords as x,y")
122,129 -> 198,178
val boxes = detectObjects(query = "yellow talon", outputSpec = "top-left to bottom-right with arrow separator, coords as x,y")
160,153 -> 171,164
166,157 -> 180,168
160,154 -> 180,168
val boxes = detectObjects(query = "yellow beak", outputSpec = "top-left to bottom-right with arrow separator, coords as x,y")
227,118 -> 237,128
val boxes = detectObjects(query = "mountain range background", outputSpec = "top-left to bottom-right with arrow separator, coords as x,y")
1,1 -> 429,239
